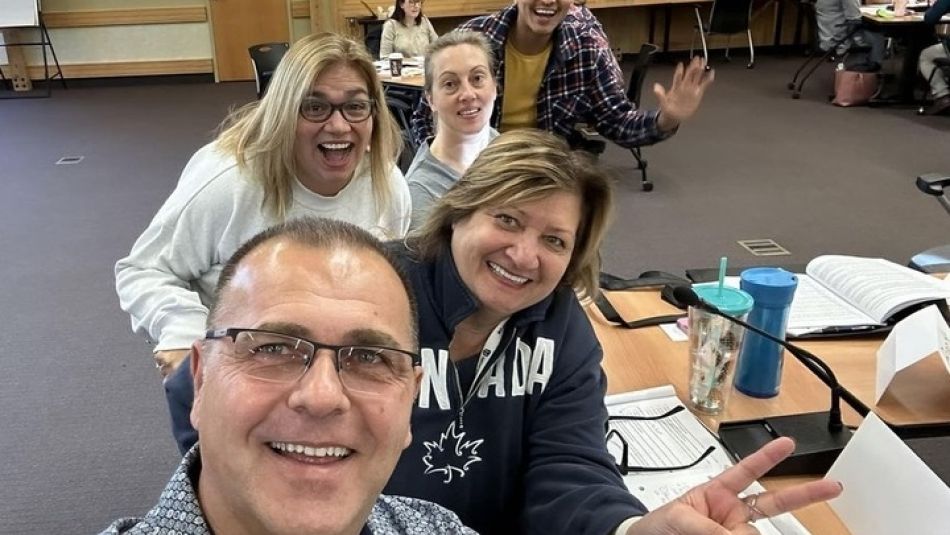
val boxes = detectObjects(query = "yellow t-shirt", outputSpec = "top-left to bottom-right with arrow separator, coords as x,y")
500,41 -> 552,132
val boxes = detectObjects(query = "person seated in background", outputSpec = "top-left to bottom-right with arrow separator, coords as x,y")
815,0 -> 862,58
114,33 -> 408,451
409,0 -> 713,151
381,0 -> 439,58
919,0 -> 950,115
407,31 -> 499,230
385,129 -> 843,535
101,218 -> 473,535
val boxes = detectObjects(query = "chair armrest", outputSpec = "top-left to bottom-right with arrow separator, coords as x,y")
916,173 -> 950,196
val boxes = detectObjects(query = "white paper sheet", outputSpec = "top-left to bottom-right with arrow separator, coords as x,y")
875,305 -> 950,402
605,386 -> 810,534
827,413 -> 950,535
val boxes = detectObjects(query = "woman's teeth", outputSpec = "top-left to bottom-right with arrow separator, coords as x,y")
489,262 -> 529,284
318,142 -> 352,151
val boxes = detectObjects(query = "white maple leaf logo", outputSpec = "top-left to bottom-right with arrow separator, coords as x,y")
422,421 -> 484,483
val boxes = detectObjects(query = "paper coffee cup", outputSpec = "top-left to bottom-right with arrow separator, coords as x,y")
389,53 -> 404,77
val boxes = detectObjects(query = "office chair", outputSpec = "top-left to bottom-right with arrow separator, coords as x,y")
365,24 -> 383,60
691,0 -> 756,69
385,92 -> 418,174
248,42 -> 290,99
787,12 -> 874,100
909,173 -> 950,273
575,43 -> 661,191
917,37 -> 950,115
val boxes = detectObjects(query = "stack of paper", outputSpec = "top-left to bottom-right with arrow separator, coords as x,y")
606,386 -> 811,535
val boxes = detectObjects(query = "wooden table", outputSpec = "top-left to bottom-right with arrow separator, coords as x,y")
380,73 -> 425,89
587,287 -> 950,534
859,8 -> 950,104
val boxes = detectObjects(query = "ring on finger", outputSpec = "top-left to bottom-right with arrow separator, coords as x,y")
742,493 -> 768,522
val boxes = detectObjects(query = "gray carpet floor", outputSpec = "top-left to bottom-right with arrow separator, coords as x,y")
0,54 -> 948,534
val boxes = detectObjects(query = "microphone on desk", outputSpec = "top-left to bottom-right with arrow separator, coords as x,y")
672,285 -> 872,476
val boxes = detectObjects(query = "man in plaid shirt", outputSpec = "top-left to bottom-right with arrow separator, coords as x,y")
410,0 -> 713,150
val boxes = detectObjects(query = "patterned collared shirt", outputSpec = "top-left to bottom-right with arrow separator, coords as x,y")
410,5 -> 673,149
100,445 -> 475,535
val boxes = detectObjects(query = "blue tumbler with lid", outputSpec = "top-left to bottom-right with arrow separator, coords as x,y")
733,267 -> 798,398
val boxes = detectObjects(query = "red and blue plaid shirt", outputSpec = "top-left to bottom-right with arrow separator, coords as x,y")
410,5 -> 673,149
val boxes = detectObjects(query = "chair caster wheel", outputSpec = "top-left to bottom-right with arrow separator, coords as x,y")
642,181 -> 654,192
747,63 -> 754,69
792,92 -> 801,99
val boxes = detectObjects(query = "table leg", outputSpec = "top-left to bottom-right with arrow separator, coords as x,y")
774,0 -> 786,47
1,29 -> 33,92
649,6 -> 658,47
663,4 -> 673,53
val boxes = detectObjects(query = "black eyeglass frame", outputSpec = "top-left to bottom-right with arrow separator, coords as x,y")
204,327 -> 421,382
298,97 -> 377,123
606,405 -> 718,474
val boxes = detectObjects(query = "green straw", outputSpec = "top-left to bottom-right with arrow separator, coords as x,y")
717,256 -> 727,296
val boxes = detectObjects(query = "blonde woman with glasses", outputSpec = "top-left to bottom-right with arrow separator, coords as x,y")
115,33 -> 409,451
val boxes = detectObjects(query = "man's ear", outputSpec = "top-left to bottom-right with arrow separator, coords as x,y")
189,341 -> 205,431
412,366 -> 423,399
424,91 -> 432,109
403,367 -> 423,449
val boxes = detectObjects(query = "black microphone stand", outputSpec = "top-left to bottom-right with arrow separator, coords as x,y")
679,287 -> 871,476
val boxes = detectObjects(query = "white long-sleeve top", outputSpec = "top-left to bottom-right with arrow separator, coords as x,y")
115,142 -> 410,351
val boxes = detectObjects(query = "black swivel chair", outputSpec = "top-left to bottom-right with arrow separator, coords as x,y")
365,23 -> 384,60
385,92 -> 419,174
691,0 -> 756,69
909,173 -> 950,273
248,42 -> 290,99
576,43 -> 661,191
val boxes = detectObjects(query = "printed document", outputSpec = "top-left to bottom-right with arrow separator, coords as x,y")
605,386 -> 810,535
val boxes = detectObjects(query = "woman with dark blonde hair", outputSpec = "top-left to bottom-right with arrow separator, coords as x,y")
386,129 -> 842,535
115,33 -> 409,449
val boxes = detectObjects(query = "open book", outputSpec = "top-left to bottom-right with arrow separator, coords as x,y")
605,386 -> 811,534
784,255 -> 950,337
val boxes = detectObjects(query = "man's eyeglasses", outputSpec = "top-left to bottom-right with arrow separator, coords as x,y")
204,328 -> 420,394
405,0 -> 423,5
299,97 -> 376,123
606,406 -> 717,474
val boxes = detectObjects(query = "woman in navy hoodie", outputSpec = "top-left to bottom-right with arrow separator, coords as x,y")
384,129 -> 841,535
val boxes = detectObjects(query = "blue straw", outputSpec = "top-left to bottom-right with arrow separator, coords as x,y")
717,256 -> 727,296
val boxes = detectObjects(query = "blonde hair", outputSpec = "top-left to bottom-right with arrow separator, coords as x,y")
423,30 -> 496,95
412,130 -> 614,300
216,33 -> 402,219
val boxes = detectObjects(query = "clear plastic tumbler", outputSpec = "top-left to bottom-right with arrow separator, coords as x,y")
687,283 -> 754,414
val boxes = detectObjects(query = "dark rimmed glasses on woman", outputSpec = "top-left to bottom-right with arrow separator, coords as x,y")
299,97 -> 376,123
204,328 -> 420,394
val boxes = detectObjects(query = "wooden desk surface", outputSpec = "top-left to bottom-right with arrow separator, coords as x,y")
588,288 -> 950,535
380,74 -> 425,89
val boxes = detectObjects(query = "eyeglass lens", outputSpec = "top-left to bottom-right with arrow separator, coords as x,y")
231,330 -> 413,394
300,98 -> 374,123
